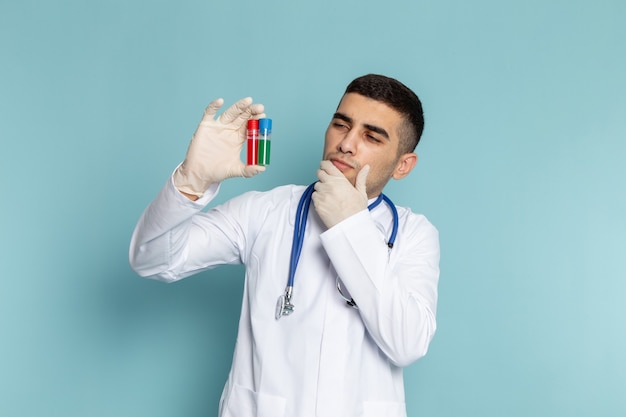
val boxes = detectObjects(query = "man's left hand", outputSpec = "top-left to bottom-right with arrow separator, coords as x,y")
312,160 -> 370,229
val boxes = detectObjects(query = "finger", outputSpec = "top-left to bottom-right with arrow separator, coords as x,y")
355,165 -> 370,195
316,168 -> 329,183
249,103 -> 265,116
316,168 -> 338,184
219,97 -> 253,124
311,184 -> 329,204
311,190 -> 322,207
202,98 -> 225,120
319,160 -> 344,177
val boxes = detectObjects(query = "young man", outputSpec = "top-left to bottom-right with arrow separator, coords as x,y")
130,74 -> 440,417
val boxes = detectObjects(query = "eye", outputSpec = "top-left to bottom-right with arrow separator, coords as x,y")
333,121 -> 349,130
366,134 -> 382,143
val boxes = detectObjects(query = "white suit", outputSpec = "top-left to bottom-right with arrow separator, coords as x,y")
129,176 -> 440,417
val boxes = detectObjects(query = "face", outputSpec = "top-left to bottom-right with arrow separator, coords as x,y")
323,93 -> 417,197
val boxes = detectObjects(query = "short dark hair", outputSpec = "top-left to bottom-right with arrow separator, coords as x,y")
344,74 -> 424,154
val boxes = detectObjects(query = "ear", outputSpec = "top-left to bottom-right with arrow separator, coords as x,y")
392,153 -> 418,180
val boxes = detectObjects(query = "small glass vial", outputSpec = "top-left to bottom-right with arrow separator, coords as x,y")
258,118 -> 272,166
246,119 -> 259,165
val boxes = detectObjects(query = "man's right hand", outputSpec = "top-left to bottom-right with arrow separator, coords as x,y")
173,97 -> 266,198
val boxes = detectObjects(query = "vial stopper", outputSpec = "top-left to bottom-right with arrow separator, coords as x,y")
259,118 -> 272,131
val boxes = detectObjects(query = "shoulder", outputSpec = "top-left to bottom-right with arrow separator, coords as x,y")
236,184 -> 306,204
216,184 -> 306,213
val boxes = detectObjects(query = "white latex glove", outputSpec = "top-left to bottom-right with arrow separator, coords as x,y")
173,97 -> 266,197
312,160 -> 370,229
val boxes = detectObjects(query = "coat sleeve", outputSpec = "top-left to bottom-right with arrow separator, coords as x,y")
128,176 -> 250,283
319,209 -> 440,367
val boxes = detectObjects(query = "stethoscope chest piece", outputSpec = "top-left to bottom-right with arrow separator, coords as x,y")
275,286 -> 295,320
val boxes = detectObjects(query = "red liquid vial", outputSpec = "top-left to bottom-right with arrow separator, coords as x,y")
247,119 -> 259,165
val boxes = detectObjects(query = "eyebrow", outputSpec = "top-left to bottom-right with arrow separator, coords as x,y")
332,112 -> 390,140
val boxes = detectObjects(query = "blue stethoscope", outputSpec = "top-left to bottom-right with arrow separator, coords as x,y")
275,182 -> 399,320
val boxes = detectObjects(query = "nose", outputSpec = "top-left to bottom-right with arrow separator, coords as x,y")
338,129 -> 358,154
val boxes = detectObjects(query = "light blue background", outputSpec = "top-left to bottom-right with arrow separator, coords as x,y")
1,0 -> 625,416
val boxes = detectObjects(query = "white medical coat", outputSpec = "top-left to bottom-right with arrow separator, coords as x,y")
129,177 -> 440,417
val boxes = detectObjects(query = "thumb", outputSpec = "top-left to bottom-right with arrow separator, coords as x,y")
241,165 -> 266,178
355,165 -> 370,195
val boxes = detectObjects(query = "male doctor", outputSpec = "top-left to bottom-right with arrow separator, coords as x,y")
129,74 -> 440,417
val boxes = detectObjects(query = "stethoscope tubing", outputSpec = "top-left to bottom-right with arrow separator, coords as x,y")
287,183 -> 316,288
367,193 -> 398,249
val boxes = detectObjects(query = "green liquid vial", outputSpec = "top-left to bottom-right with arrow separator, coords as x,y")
258,118 -> 272,166
258,139 -> 271,166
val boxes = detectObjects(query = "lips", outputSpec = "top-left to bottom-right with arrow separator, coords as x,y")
329,157 -> 354,172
